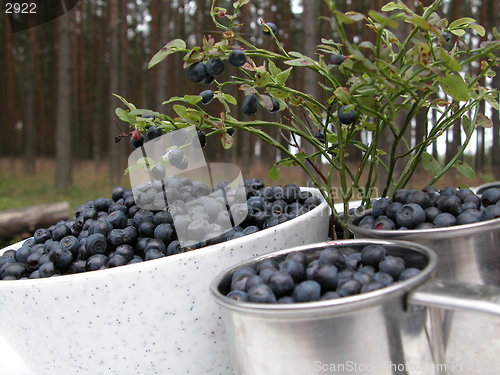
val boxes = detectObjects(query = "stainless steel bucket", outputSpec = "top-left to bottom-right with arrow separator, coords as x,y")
349,214 -> 500,373
210,240 -> 500,375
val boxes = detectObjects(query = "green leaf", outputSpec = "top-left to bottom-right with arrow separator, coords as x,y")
334,10 -> 355,24
476,113 -> 493,128
184,95 -> 202,105
450,29 -> 466,36
276,157 -> 296,167
268,60 -> 281,78
484,95 -> 499,110
437,47 -> 461,72
115,108 -> 134,123
333,87 -> 351,104
268,165 -> 280,180
162,96 -> 183,105
408,15 -> 439,34
368,10 -> 399,28
381,2 -> 408,12
137,157 -> 155,168
258,94 -> 274,111
449,17 -> 476,29
453,160 -> 475,179
221,132 -> 233,149
129,109 -> 161,117
112,93 -> 137,111
284,58 -> 315,66
173,105 -> 187,117
469,24 -> 486,37
223,94 -> 237,105
422,152 -> 441,177
276,67 -> 292,85
438,75 -> 470,101
148,39 -> 186,69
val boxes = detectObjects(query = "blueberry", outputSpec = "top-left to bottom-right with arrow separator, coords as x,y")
107,210 -> 128,229
242,94 -> 258,116
60,235 -> 80,256
111,187 -> 125,201
91,220 -> 114,237
228,50 -> 247,67
480,205 -> 500,221
50,224 -> 71,241
257,259 -> 278,273
293,280 -> 321,302
373,272 -> 394,286
297,191 -> 312,204
343,253 -> 361,269
396,203 -> 426,229
399,268 -> 421,281
145,249 -> 164,261
278,296 -> 295,303
34,228 -> 51,244
39,262 -> 56,278
443,31 -> 452,42
26,252 -> 42,271
405,190 -> 431,208
279,259 -> 305,282
433,212 -> 457,227
481,188 -> 500,206
154,211 -> 173,225
186,61 -> 207,83
123,226 -> 138,242
23,238 -> 36,247
227,290 -> 248,302
372,198 -> 391,218
167,149 -> 186,169
320,291 -> 340,300
114,244 -> 134,262
195,130 -> 206,148
330,54 -> 346,65
247,284 -> 276,303
203,74 -> 215,84
358,215 -> 375,228
108,229 -> 132,247
317,247 -> 339,265
14,246 -> 31,264
285,251 -> 307,267
456,187 -> 474,201
360,282 -> 385,293
379,256 -> 405,279
386,202 -> 403,221
262,22 -> 277,36
462,201 -> 479,211
130,134 -> 144,148
338,105 -> 356,124
166,240 -> 183,255
133,209 -> 154,227
49,247 -> 73,271
353,271 -> 372,285
205,57 -> 225,76
361,245 -> 387,267
139,221 -> 156,238
151,165 -> 166,180
71,259 -> 87,274
393,189 -> 410,203
108,203 -> 127,215
304,196 -> 322,209
85,233 -> 107,256
462,194 -> 480,208
172,128 -> 189,146
269,96 -> 280,113
415,222 -> 437,229
268,271 -> 295,297
439,187 -> 457,196
242,226 -> 259,236
2,263 -> 26,279
29,270 -> 40,279
437,195 -> 463,216
244,275 -> 264,291
199,89 -> 214,105
373,216 -> 396,230
38,253 -> 51,266
358,265 -> 376,276
313,264 -> 338,291
456,211 -> 481,225
337,279 -> 361,297
128,257 -> 144,265
146,126 -> 163,140
424,206 -> 441,222
86,254 -> 108,271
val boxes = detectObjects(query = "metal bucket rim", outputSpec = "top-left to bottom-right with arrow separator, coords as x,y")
348,209 -> 500,240
0,188 -> 329,288
209,239 -> 437,317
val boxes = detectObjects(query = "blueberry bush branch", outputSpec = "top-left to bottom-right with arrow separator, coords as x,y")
116,0 -> 499,238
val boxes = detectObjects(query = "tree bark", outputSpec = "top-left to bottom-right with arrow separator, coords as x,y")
0,202 -> 70,240
108,0 -> 121,185
156,1 -> 171,106
24,27 -> 37,174
55,11 -> 73,189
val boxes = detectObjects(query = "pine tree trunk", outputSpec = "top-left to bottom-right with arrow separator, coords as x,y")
24,27 -> 36,174
55,11 -> 73,189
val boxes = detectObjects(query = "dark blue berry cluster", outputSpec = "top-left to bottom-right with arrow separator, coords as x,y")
356,186 -> 500,230
224,245 -> 421,304
0,179 -> 318,280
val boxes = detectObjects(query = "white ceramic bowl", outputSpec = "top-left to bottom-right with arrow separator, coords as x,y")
0,188 -> 329,375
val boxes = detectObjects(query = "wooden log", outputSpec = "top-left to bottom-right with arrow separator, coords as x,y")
0,202 -> 70,239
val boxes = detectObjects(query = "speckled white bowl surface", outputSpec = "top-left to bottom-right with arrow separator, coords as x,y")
0,188 -> 329,375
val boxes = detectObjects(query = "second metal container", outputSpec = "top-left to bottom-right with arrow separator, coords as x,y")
210,240 -> 500,375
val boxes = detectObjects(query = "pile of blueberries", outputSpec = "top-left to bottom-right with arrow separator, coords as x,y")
0,178 -> 322,281
355,186 -> 500,230
224,245 -> 421,303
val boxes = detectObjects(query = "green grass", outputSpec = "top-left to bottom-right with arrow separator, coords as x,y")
0,160 -> 130,215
